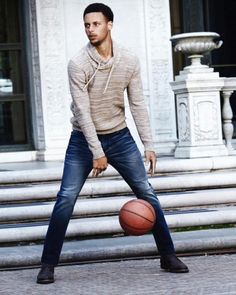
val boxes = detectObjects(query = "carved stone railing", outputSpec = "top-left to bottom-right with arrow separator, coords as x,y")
222,78 -> 236,154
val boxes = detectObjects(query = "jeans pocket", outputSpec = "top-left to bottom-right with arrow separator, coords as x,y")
66,131 -> 92,162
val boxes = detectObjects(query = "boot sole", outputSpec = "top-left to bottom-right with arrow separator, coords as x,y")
37,278 -> 55,284
161,267 -> 189,273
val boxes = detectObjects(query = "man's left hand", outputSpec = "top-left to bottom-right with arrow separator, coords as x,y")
145,151 -> 157,176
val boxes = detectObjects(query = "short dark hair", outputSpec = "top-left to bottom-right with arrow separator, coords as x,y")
83,3 -> 114,22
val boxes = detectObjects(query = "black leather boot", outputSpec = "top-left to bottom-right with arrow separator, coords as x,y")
160,254 -> 189,273
37,264 -> 55,284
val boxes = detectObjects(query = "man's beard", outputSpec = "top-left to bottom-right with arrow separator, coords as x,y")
90,39 -> 101,47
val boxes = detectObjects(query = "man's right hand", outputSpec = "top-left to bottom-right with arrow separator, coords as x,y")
92,156 -> 108,177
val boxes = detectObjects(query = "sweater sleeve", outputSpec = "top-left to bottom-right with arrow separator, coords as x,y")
127,57 -> 155,152
68,60 -> 105,159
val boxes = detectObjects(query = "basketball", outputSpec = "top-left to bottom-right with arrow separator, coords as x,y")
119,199 -> 156,236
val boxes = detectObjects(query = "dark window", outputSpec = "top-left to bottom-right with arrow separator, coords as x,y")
205,0 -> 236,77
0,0 -> 31,149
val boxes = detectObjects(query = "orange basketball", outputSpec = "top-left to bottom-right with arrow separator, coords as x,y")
119,199 -> 156,236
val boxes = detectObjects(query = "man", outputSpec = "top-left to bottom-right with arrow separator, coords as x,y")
37,2 -> 189,284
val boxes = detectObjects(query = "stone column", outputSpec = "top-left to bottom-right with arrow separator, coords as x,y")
144,0 -> 177,155
35,0 -> 71,160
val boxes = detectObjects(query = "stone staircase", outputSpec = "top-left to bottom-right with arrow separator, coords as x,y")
1,156 -> 236,268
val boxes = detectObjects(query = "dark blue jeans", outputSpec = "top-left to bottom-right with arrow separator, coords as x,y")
41,128 -> 175,265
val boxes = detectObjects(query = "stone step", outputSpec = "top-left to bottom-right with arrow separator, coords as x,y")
1,158 -> 236,269
0,206 -> 236,244
1,169 -> 236,203
1,156 -> 236,184
1,227 -> 236,269
0,196 -> 131,223
1,188 -> 236,223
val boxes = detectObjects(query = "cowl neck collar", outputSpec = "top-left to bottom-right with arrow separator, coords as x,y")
83,40 -> 121,93
86,40 -> 120,69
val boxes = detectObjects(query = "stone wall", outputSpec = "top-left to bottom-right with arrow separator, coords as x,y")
34,0 -> 176,160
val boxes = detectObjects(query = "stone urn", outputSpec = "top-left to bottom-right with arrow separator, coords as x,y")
170,32 -> 223,69
169,32 -> 228,158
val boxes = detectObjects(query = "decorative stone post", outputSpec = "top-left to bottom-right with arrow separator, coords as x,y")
170,32 -> 228,158
222,78 -> 236,154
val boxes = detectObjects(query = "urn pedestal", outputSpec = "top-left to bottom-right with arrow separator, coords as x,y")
170,32 -> 228,158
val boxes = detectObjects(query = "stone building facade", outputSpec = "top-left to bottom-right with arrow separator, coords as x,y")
1,0 -> 236,163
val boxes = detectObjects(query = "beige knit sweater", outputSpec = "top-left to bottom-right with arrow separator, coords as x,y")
68,41 -> 154,159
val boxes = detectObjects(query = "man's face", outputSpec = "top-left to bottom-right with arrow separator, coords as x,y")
84,12 -> 112,46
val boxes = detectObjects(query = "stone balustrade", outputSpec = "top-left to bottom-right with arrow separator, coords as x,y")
170,32 -> 236,158
221,78 -> 236,154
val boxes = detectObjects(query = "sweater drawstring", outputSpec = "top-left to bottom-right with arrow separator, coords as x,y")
103,63 -> 115,94
83,62 -> 101,92
83,62 -> 115,94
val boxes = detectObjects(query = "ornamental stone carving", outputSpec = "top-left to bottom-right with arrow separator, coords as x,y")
36,0 -> 71,160
170,32 -> 228,158
193,98 -> 218,142
177,97 -> 190,143
171,32 -> 223,55
39,0 -> 59,9
145,0 -> 177,153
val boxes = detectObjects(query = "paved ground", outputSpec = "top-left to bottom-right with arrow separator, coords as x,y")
1,254 -> 236,295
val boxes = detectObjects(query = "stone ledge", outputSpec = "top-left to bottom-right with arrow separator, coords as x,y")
0,228 -> 236,269
2,188 -> 236,221
2,169 -> 236,201
2,155 -> 236,184
0,206 -> 235,244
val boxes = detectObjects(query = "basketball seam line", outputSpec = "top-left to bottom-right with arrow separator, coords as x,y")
120,209 -> 155,223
